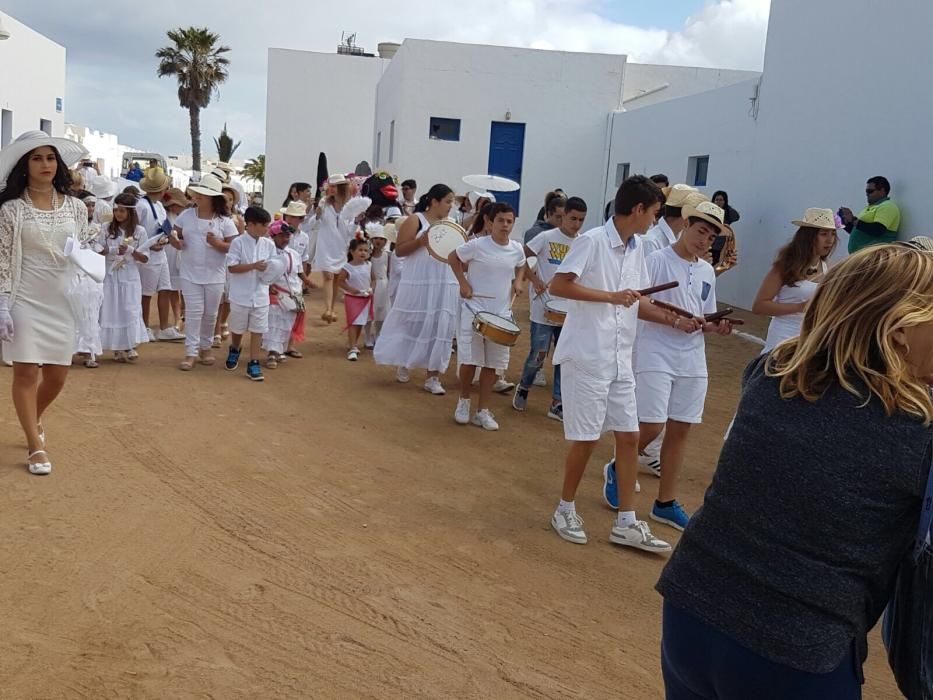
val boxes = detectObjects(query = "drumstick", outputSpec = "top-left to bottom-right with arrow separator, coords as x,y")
637,281 -> 679,296
470,294 -> 496,299
649,298 -> 695,319
705,307 -> 735,322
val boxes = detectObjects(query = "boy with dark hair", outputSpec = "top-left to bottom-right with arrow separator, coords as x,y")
399,179 -> 418,215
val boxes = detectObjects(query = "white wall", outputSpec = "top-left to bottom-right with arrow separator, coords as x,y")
0,12 -> 66,147
374,39 -> 626,233
622,63 -> 760,110
265,48 -> 389,208
64,123 -> 136,179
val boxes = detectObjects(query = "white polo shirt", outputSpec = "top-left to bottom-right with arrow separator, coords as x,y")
525,227 -> 576,325
641,217 -> 678,257
552,219 -> 649,380
288,230 -> 311,263
226,233 -> 277,307
174,209 -> 239,285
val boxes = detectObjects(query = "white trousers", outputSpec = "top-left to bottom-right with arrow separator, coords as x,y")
179,279 -> 224,356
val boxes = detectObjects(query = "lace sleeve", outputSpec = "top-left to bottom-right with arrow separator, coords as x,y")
71,198 -> 94,243
0,201 -> 17,295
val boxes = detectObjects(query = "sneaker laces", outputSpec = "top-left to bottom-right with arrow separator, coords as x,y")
633,520 -> 664,545
564,510 -> 584,531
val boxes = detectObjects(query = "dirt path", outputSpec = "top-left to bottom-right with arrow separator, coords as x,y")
0,294 -> 901,699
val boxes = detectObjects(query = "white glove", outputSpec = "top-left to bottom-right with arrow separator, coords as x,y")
0,294 -> 13,342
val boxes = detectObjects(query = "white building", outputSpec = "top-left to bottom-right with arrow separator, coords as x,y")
64,123 -> 137,179
0,11 -> 66,148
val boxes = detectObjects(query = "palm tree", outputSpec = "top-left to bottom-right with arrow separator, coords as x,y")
156,27 -> 230,175
213,122 -> 241,163
242,154 -> 265,189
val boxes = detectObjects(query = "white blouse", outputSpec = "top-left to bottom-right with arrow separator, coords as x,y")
173,208 -> 239,285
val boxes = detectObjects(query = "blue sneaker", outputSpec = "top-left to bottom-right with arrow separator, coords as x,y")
225,345 -> 241,371
602,460 -> 618,509
246,359 -> 264,382
650,500 -> 690,532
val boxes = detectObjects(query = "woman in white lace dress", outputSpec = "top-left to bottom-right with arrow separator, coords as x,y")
0,131 -> 92,476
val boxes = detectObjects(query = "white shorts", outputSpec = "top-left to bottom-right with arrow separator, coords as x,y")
561,361 -> 639,441
139,260 -> 172,296
228,303 -> 270,335
457,313 -> 510,370
635,371 -> 708,424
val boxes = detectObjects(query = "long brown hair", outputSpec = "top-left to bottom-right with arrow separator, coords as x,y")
768,243 -> 933,422
773,226 -> 836,286
108,193 -> 140,238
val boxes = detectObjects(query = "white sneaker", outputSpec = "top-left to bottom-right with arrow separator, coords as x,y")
533,370 -> 547,387
609,520 -> 671,553
347,348 -> 359,361
493,378 -> 515,394
396,367 -> 410,383
157,327 -> 185,341
551,509 -> 587,544
454,398 -> 471,425
638,453 -> 662,477
424,377 -> 446,395
146,327 -> 156,342
471,409 -> 499,431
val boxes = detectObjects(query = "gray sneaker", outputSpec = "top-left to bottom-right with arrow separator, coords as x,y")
609,520 -> 671,553
551,509 -> 587,544
512,385 -> 528,411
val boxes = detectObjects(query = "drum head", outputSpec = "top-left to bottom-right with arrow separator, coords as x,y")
476,311 -> 520,333
545,298 -> 570,314
426,221 -> 467,264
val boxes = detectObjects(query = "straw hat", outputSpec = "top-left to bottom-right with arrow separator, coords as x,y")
791,208 -> 837,230
210,167 -> 231,184
382,222 -> 398,244
682,201 -> 733,236
139,170 -> 171,194
163,187 -> 190,209
215,161 -> 235,172
280,201 -> 308,218
187,173 -> 225,197
327,173 -> 349,186
366,222 -> 387,239
682,191 -> 710,210
88,175 -> 118,200
0,130 -> 88,188
661,184 -> 698,208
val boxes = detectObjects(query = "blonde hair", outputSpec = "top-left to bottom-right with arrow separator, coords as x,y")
768,242 -> 933,423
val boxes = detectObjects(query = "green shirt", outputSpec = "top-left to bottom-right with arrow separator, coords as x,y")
848,197 -> 900,253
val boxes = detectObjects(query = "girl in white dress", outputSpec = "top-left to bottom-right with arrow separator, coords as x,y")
365,223 -> 389,348
373,184 -> 459,395
337,237 -> 374,361
97,194 -> 150,362
212,186 -> 245,347
262,219 -> 306,368
0,130 -> 93,475
752,208 -> 838,354
168,174 -> 239,370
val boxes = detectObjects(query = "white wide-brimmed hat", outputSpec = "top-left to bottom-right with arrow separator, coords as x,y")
791,208 -> 837,231
682,201 -> 733,237
365,222 -> 387,239
467,191 -> 496,209
88,175 -> 118,200
0,130 -> 88,188
187,173 -> 225,197
328,173 -> 349,186
210,167 -> 231,184
384,206 -> 402,219
280,201 -> 308,218
661,184 -> 699,208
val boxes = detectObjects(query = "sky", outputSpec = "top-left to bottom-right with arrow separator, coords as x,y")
3,0 -> 771,161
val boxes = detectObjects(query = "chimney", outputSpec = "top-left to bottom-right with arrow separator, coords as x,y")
377,42 -> 400,59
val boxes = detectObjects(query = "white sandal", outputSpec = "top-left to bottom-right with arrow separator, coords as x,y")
27,450 -> 52,476
38,423 -> 46,448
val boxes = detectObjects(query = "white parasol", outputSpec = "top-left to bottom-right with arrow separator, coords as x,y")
462,174 -> 520,192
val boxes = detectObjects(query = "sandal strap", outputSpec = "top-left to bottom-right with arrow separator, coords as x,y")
27,449 -> 48,459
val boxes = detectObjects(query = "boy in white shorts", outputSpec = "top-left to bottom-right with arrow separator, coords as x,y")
548,175 -> 688,554
449,202 -> 525,431
225,207 -> 277,382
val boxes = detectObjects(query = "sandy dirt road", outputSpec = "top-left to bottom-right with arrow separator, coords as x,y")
0,294 -> 902,699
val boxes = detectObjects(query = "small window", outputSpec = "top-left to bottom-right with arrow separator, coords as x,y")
615,162 -> 630,187
389,120 -> 395,163
39,119 -> 52,136
429,117 -> 460,142
375,131 -> 382,168
688,155 -> 709,187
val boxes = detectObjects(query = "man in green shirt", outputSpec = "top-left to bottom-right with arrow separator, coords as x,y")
839,176 -> 901,254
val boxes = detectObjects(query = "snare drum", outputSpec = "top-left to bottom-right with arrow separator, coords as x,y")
543,298 -> 570,326
472,311 -> 520,347
425,221 -> 468,264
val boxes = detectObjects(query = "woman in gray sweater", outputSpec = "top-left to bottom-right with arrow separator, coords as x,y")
657,240 -> 933,699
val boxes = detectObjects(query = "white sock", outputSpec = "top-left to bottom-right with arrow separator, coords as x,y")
617,510 -> 636,528
558,499 -> 575,513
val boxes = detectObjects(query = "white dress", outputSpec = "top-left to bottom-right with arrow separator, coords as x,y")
370,251 -> 389,322
373,213 -> 459,372
312,203 -> 351,274
762,263 -> 826,354
98,225 -> 149,351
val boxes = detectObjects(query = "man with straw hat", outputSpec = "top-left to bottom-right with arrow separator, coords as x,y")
641,185 -> 702,256
136,170 -> 184,342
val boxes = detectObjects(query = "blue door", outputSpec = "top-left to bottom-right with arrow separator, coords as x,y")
487,122 -> 525,215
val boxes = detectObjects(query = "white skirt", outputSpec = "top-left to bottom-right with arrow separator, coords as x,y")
100,273 -> 149,351
262,303 -> 297,354
373,248 -> 458,372
312,228 -> 348,273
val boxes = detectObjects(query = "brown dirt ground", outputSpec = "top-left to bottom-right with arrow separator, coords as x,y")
0,289 -> 901,699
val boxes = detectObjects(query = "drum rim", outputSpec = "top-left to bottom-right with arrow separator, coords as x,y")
475,310 -> 520,332
544,298 -> 570,312
426,220 -> 468,264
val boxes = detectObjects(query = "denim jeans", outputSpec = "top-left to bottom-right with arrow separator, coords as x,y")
518,321 -> 561,402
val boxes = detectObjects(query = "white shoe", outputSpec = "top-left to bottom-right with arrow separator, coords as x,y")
609,520 -> 671,553
551,509 -> 587,544
347,347 -> 359,361
26,450 -> 52,476
533,370 -> 547,387
146,327 -> 156,342
157,327 -> 185,342
493,378 -> 515,394
454,398 -> 471,425
635,479 -> 641,494
396,367 -> 410,383
471,408 -> 499,431
638,453 -> 662,477
424,377 -> 446,395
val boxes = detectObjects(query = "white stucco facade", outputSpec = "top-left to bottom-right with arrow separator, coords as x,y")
63,124 -> 137,179
621,63 -> 759,110
0,12 -> 66,148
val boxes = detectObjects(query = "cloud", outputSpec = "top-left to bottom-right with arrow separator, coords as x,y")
2,0 -> 769,159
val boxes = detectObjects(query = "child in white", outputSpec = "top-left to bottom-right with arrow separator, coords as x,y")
365,223 -> 389,348
449,203 -> 525,431
225,206 -> 277,381
97,195 -> 151,362
337,237 -> 374,361
262,219 -> 306,367
70,222 -> 104,368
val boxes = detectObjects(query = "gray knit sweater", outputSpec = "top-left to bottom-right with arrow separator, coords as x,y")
657,356 -> 931,674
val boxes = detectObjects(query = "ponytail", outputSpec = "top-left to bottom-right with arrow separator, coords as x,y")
414,183 -> 453,213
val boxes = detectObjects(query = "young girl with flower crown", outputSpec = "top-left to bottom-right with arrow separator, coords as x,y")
336,236 -> 374,361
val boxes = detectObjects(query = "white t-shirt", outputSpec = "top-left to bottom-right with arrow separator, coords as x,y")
342,261 -> 372,294
289,230 -> 311,263
634,245 -> 717,377
455,236 -> 526,315
641,218 -> 678,257
525,228 -> 576,325
136,196 -> 170,266
273,247 -> 304,295
226,233 -> 277,307
174,208 -> 239,285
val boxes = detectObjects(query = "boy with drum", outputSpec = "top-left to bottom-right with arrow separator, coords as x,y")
548,175 -> 687,553
448,203 -> 526,431
512,196 -> 588,421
